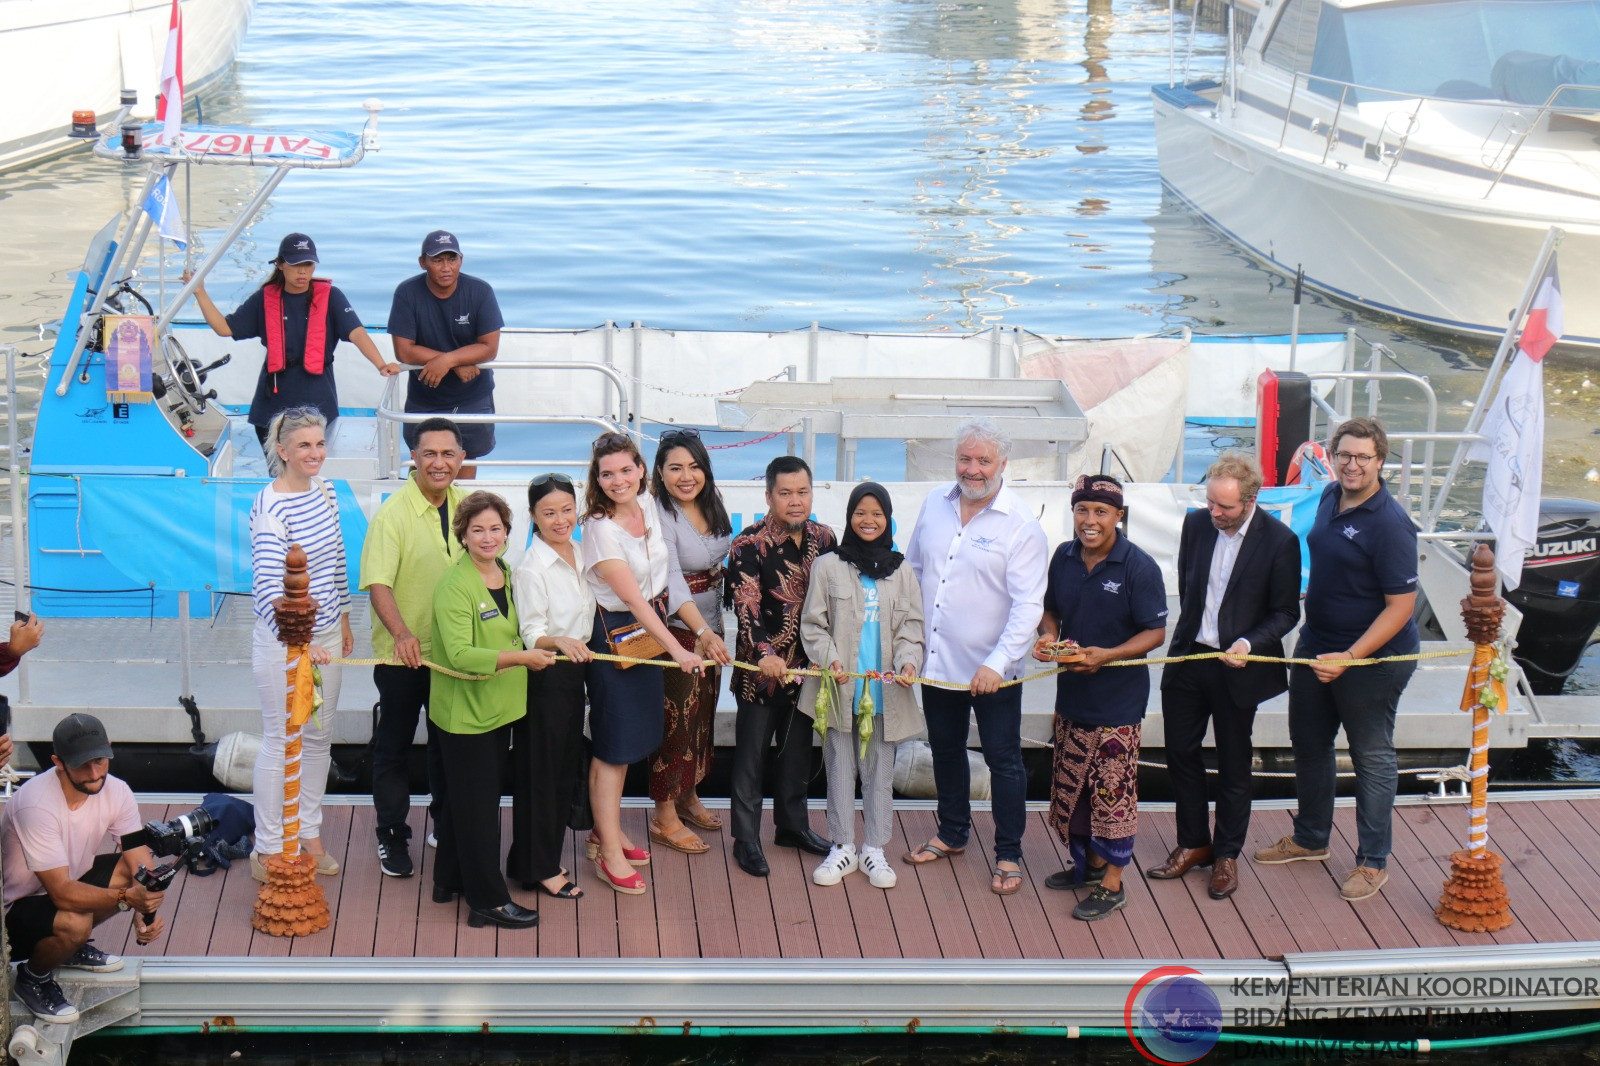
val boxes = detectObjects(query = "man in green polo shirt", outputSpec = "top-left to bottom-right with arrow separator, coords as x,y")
360,417 -> 467,878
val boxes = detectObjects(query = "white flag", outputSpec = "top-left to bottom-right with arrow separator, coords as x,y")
1469,257 -> 1561,590
141,175 -> 187,248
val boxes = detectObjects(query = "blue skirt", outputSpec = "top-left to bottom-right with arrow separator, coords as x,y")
587,606 -> 666,765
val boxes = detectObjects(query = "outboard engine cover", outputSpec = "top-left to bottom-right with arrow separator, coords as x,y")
1504,498 -> 1600,693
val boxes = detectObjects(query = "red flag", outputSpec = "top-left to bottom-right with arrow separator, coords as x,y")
155,0 -> 184,146
1518,258 -> 1563,363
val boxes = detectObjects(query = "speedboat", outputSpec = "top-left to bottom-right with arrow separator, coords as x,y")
1151,0 -> 1600,347
0,0 -> 255,173
2,103 -> 1596,790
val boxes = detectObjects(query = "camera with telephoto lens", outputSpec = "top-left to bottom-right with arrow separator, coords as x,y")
119,806 -> 217,930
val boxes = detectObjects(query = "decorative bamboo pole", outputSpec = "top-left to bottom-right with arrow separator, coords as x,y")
1437,543 -> 1513,932
252,544 -> 332,937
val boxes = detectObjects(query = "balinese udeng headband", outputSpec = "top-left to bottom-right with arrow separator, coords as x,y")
1071,474 -> 1124,510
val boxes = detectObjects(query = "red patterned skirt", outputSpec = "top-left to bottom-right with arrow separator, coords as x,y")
650,622 -> 721,802
1048,717 -> 1140,876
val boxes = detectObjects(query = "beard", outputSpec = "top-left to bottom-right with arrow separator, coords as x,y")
783,517 -> 808,533
957,475 -> 995,502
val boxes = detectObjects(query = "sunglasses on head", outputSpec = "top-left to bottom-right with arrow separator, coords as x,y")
530,472 -> 574,487
659,427 -> 701,444
592,431 -> 633,452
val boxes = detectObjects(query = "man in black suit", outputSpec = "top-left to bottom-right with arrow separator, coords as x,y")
1147,453 -> 1301,899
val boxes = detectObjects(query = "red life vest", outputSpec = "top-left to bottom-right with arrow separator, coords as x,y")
263,278 -> 332,375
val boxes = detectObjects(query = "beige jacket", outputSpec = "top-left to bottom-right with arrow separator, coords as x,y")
797,554 -> 925,743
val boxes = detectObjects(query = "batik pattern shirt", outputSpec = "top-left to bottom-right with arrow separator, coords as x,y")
726,514 -> 835,702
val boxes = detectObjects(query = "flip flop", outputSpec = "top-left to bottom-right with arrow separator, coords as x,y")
992,865 -> 1024,896
903,838 -> 965,865
649,817 -> 710,855
676,801 -> 724,832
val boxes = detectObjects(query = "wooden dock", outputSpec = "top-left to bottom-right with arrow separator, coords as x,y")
24,791 -> 1600,1042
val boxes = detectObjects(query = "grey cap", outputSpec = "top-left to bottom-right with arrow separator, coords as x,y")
52,713 -> 113,767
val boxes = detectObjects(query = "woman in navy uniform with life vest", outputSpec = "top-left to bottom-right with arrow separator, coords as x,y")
190,233 -> 400,451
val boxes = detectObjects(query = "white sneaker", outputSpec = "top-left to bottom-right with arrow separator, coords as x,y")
812,844 -> 859,886
861,850 -> 897,889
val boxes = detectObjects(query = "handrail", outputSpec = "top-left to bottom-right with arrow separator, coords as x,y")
375,360 -> 632,476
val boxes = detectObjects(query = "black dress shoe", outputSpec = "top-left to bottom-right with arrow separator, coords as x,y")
733,840 -> 770,877
773,827 -> 832,856
467,902 -> 539,929
432,884 -> 458,904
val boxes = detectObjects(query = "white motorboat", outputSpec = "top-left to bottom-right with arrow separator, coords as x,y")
1151,0 -> 1600,347
0,0 -> 255,173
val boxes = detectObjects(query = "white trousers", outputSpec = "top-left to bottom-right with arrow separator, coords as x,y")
250,625 -> 343,855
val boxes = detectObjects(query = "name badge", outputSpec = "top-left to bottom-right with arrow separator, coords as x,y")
480,608 -> 500,621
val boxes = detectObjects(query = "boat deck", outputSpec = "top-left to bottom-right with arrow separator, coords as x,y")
42,791 -> 1600,1035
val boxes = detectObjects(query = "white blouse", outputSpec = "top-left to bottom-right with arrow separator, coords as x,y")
511,535 -> 596,644
580,494 -> 673,612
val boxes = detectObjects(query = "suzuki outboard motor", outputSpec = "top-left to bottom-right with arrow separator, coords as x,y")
1504,498 -> 1600,694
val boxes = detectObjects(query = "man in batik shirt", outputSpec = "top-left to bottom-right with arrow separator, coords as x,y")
725,455 -> 836,877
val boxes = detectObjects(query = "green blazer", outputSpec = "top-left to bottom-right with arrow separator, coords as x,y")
428,553 -> 528,735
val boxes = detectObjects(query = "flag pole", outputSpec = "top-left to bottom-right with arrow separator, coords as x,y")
1423,225 -> 1562,532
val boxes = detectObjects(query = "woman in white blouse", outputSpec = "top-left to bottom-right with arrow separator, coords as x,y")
579,432 -> 729,895
508,473 -> 594,901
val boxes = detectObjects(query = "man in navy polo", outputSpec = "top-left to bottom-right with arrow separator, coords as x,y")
1254,417 -> 1418,903
1034,475 -> 1166,921
388,230 -> 504,475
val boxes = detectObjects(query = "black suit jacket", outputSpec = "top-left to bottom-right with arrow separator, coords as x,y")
1161,504 -> 1302,708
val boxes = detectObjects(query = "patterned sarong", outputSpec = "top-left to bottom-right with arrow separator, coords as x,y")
1048,717 -> 1141,881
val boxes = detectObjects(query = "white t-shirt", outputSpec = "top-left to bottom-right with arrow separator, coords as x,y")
580,494 -> 671,611
1,770 -> 140,910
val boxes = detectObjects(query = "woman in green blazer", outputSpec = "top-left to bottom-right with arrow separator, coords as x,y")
430,491 -> 554,929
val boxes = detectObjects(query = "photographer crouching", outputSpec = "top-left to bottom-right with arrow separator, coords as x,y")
0,714 -> 166,1023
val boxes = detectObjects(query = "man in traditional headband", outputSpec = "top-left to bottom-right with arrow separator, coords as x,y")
1034,474 -> 1167,921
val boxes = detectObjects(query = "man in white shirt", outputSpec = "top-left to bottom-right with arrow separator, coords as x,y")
1,714 -> 166,1022
1152,453 -> 1301,900
903,419 -> 1047,895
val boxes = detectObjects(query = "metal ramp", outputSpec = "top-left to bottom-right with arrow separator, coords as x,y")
8,969 -> 140,1065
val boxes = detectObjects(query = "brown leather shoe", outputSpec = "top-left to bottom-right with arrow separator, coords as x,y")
1145,846 -> 1214,880
1208,857 -> 1239,899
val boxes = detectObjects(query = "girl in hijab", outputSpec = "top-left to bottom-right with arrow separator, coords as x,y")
799,483 -> 925,890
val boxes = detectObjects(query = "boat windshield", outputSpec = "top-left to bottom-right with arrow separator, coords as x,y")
1265,0 -> 1600,106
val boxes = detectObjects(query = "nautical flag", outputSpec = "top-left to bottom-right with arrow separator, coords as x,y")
155,0 -> 184,146
141,175 -> 187,248
1469,255 -> 1561,590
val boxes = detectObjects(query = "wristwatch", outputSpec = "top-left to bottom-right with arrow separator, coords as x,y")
115,888 -> 131,913
694,626 -> 709,638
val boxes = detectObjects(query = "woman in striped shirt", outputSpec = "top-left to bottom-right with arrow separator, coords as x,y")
248,406 -> 353,882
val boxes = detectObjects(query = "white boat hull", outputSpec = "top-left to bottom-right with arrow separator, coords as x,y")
1152,91 -> 1600,347
0,0 -> 255,173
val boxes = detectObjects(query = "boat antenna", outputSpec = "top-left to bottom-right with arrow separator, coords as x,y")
1289,264 -> 1303,371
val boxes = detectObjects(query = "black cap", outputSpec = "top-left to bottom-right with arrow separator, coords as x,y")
276,232 -> 319,265
52,713 -> 113,768
421,230 -> 461,258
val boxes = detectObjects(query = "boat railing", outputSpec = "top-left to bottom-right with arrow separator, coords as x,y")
1269,68 -> 1600,197
374,361 -> 633,477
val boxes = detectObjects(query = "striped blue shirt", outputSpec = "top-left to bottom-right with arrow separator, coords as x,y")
250,478 -> 351,637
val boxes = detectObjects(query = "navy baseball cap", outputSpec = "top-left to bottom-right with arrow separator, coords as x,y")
276,233 -> 319,265
53,713 -> 114,767
421,230 -> 461,258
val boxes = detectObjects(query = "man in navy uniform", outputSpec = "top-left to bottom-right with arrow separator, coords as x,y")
1150,452 -> 1301,900
388,230 -> 504,475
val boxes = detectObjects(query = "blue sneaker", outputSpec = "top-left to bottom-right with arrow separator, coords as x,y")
62,940 -> 123,973
13,966 -> 80,1023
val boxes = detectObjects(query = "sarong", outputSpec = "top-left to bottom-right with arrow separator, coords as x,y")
1048,717 -> 1141,882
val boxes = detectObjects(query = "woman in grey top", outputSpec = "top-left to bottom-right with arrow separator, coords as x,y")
648,429 -> 734,854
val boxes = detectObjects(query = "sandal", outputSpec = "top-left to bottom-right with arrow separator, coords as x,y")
675,800 -> 723,832
903,838 -> 965,865
593,856 -> 646,895
538,879 -> 584,900
649,817 -> 710,855
585,834 -> 650,866
992,864 -> 1024,896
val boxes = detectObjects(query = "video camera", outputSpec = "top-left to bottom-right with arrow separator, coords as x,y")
119,806 -> 217,928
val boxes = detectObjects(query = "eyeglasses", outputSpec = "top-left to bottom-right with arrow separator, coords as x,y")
592,431 -> 632,452
530,472 -> 574,487
1333,451 -> 1379,468
659,427 -> 701,444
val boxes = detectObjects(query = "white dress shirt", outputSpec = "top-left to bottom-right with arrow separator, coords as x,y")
511,535 -> 597,645
1197,504 -> 1256,649
906,480 -> 1048,684
580,494 -> 675,612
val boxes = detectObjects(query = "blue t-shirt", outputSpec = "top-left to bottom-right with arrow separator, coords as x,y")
387,273 -> 505,409
1043,535 -> 1168,726
854,575 -> 884,716
226,283 -> 364,427
1300,480 -> 1420,657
